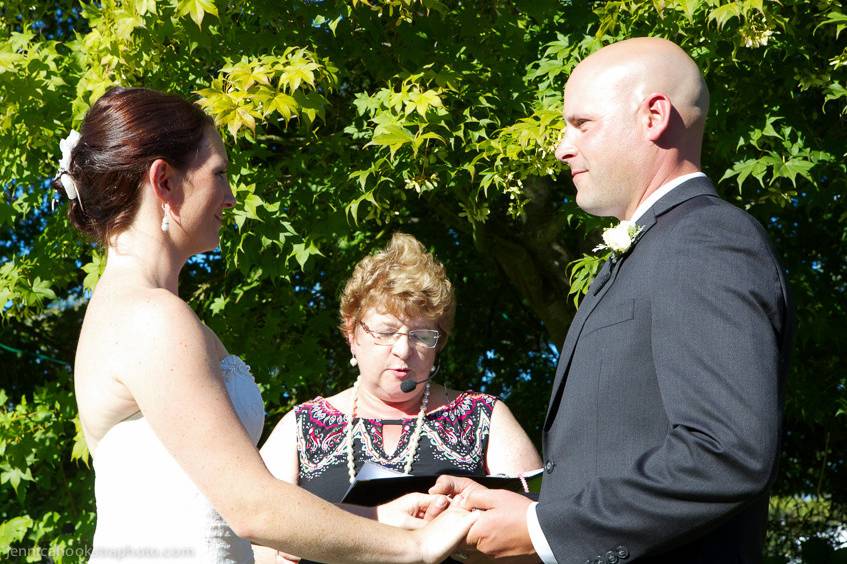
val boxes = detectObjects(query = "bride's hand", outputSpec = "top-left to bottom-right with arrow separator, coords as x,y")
412,502 -> 479,564
377,492 -> 451,528
273,550 -> 300,563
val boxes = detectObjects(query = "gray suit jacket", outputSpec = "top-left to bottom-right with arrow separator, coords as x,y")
536,177 -> 793,563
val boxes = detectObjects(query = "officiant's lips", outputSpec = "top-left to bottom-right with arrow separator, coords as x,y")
387,367 -> 411,378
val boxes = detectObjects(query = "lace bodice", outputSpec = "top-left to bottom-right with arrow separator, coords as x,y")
89,355 -> 264,563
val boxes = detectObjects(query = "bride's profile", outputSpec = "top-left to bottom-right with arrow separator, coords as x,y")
60,86 -> 475,563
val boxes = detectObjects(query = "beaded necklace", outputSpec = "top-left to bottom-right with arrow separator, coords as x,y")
346,379 -> 431,484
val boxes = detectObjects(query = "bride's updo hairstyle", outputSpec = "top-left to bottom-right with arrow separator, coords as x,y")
55,87 -> 214,244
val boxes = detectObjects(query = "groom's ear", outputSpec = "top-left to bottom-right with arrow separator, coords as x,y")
639,92 -> 672,142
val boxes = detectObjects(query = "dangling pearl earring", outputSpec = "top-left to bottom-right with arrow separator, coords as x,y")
349,357 -> 358,367
161,203 -> 170,232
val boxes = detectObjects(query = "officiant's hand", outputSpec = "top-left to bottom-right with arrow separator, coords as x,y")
377,492 -> 452,528
429,475 -> 488,499
461,489 -> 535,558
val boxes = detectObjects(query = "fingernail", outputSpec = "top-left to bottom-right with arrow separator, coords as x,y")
437,497 -> 448,507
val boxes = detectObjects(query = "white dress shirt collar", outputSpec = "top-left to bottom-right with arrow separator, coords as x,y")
629,172 -> 706,223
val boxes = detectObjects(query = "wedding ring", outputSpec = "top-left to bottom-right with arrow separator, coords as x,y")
453,553 -> 469,561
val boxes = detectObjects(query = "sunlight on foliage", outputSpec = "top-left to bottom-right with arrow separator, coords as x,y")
197,49 -> 337,138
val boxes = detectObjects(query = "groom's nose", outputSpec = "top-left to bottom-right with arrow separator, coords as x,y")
554,133 -> 577,163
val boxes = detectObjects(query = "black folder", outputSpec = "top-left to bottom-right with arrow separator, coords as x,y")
341,462 -> 543,506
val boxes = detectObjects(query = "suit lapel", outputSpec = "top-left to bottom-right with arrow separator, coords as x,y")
544,177 -> 720,429
650,176 -> 718,217
544,256 -> 623,426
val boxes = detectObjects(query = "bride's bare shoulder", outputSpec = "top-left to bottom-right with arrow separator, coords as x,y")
79,281 -> 212,371
88,282 -> 197,328
75,285 -> 212,447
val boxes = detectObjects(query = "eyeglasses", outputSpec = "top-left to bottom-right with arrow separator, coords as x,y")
359,321 -> 441,350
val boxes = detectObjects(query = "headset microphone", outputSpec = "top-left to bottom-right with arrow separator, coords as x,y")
400,363 -> 440,393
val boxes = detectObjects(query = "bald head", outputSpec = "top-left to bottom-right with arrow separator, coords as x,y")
570,37 -> 709,133
556,38 -> 710,219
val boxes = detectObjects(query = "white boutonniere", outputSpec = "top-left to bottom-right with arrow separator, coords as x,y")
594,220 -> 643,259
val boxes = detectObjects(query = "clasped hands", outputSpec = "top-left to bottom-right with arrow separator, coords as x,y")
380,476 -> 538,563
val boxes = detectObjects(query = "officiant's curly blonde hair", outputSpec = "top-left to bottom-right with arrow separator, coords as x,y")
340,233 -> 455,348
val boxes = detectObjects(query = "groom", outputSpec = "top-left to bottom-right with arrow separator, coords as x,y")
432,37 -> 793,563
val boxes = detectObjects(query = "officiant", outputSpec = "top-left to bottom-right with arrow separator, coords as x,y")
254,232 -> 541,563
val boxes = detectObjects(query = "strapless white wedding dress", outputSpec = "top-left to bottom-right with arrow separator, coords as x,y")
89,355 -> 264,563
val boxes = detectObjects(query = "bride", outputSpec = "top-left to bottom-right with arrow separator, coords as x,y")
60,86 -> 475,563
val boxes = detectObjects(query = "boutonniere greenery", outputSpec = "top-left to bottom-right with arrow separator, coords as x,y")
566,220 -> 643,308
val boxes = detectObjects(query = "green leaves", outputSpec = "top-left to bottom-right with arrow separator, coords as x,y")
565,253 -> 605,309
222,180 -> 318,278
176,0 -> 219,27
720,115 -> 833,200
707,2 -> 744,29
279,50 -> 319,92
0,516 -> 33,550
81,251 -> 107,294
0,382 -> 94,559
366,122 -> 446,158
350,0 -> 449,24
345,189 -> 380,224
70,417 -> 90,468
817,9 -> 847,39
0,261 -> 58,319
407,89 -> 443,117
197,49 -> 336,138
0,466 -> 34,495
368,123 -> 416,155
289,241 -> 324,270
824,81 -> 847,115
134,0 -> 159,17
0,32 -> 33,73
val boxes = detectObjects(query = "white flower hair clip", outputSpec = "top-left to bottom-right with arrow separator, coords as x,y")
56,130 -> 84,211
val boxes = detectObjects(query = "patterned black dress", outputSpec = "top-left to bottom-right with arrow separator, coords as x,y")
295,391 -> 497,503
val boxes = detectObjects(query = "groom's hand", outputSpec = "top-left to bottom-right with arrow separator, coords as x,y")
462,489 -> 536,558
429,475 -> 487,499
